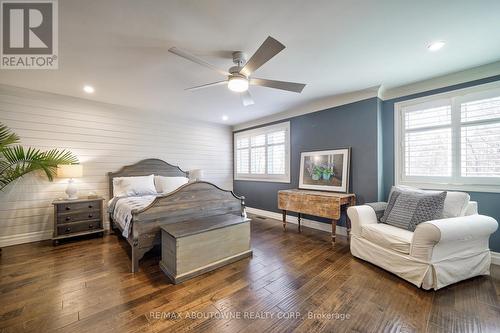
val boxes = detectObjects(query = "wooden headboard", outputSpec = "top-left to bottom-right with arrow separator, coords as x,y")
108,159 -> 188,198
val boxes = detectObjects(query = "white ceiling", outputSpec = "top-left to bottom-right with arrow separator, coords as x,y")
2,0 -> 500,125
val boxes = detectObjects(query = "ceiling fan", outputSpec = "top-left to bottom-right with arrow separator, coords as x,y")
168,36 -> 306,106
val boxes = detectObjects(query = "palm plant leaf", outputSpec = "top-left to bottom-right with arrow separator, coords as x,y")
0,123 -> 20,151
0,145 -> 78,190
0,122 -> 79,190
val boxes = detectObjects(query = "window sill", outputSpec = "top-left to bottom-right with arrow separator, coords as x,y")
234,177 -> 291,184
396,180 -> 500,194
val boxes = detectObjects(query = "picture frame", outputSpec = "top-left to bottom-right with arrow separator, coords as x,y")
299,148 -> 351,193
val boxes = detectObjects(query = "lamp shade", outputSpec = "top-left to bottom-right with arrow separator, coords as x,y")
57,164 -> 83,178
189,169 -> 203,180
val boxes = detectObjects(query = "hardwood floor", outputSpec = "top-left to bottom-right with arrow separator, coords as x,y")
1,215 -> 499,333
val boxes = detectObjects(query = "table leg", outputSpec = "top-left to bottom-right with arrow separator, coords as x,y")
331,219 -> 337,244
298,213 -> 302,233
346,196 -> 356,241
282,210 -> 287,231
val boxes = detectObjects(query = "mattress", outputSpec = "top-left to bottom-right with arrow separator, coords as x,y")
108,195 -> 157,237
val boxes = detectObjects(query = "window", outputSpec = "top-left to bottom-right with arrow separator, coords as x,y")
395,83 -> 500,192
234,122 -> 290,182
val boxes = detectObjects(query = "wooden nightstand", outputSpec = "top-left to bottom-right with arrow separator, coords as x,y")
52,197 -> 105,245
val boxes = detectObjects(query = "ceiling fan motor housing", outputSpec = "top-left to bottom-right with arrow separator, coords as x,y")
229,67 -> 246,77
232,51 -> 246,67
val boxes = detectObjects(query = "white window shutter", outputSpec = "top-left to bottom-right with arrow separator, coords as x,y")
234,122 -> 290,182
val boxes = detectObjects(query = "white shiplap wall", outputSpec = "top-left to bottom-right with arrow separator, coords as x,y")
0,85 -> 233,246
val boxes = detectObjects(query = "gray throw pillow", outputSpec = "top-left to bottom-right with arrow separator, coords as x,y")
382,190 -> 447,231
381,186 -> 438,223
366,202 -> 388,222
380,187 -> 402,223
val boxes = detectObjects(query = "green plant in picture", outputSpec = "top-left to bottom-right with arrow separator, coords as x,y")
322,168 -> 333,180
0,123 -> 78,191
312,165 -> 323,180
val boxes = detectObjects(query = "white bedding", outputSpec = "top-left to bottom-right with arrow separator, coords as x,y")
109,195 -> 157,237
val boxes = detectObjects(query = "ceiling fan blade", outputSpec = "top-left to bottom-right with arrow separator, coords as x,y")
239,36 -> 285,77
241,91 -> 255,106
169,47 -> 230,76
250,78 -> 306,93
185,80 -> 227,91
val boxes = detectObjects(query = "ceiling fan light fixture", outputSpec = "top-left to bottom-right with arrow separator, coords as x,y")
228,76 -> 249,92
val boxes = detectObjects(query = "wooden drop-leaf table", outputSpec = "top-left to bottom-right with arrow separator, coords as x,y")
277,189 -> 356,244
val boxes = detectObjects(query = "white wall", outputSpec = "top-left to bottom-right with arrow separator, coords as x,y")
0,85 -> 233,247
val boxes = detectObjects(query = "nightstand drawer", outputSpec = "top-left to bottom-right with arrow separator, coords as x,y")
57,220 -> 101,235
56,201 -> 100,214
57,210 -> 101,224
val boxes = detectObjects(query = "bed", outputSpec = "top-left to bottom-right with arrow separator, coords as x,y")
108,159 -> 246,272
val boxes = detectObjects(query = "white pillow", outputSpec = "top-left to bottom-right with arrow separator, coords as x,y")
113,175 -> 157,197
154,176 -> 189,194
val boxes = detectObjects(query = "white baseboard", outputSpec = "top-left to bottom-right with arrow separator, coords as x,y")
246,207 -> 347,236
0,230 -> 53,247
492,251 -> 500,266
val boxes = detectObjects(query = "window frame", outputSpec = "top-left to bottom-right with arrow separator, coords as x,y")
234,121 -> 291,183
394,81 -> 500,193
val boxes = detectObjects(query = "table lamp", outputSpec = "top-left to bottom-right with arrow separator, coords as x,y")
189,169 -> 204,181
57,164 -> 83,200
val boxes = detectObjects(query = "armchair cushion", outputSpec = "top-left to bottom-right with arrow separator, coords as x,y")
361,223 -> 413,254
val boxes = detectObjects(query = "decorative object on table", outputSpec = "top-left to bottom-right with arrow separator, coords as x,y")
299,148 -> 351,193
87,191 -> 98,199
52,197 -> 104,245
57,164 -> 83,200
189,169 -> 204,181
0,122 -> 78,191
278,189 -> 356,244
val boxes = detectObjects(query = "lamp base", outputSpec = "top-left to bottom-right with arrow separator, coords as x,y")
65,179 -> 78,200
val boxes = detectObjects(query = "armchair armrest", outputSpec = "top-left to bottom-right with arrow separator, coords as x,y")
347,205 -> 379,237
411,214 -> 498,261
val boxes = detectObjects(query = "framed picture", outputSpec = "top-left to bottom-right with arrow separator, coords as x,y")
299,148 -> 351,193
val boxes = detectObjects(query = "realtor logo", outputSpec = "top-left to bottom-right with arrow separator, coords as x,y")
1,0 -> 58,69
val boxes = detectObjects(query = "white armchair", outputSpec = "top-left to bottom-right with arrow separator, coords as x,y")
347,200 -> 498,290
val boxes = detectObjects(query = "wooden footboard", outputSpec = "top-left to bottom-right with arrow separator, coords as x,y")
129,181 -> 246,272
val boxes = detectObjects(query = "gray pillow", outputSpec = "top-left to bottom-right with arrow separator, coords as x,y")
366,202 -> 388,221
382,190 -> 447,231
381,186 -> 438,223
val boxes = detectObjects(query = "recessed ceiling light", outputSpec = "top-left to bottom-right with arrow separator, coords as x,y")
427,41 -> 445,52
83,85 -> 95,94
222,115 -> 229,121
